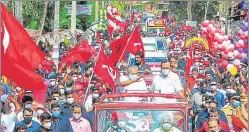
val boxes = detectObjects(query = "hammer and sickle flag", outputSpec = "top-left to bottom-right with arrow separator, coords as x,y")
94,49 -> 119,88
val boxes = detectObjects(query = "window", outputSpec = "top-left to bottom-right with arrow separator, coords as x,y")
144,44 -> 157,52
129,57 -> 165,64
157,40 -> 164,50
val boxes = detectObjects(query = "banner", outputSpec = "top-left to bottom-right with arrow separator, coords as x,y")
65,4 -> 92,15
186,21 -> 197,27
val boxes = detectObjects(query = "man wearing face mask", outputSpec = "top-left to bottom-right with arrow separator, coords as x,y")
34,112 -> 53,132
119,65 -> 147,101
195,101 -> 228,131
84,86 -> 102,112
198,108 -> 230,132
187,68 -> 204,94
17,96 -> 39,122
69,104 -> 92,132
190,79 -> 207,115
57,83 -> 65,96
15,108 -> 41,132
50,103 -> 73,132
151,60 -> 186,102
60,90 -> 85,118
209,81 -> 225,109
83,98 -> 99,131
134,52 -> 151,74
46,77 -> 58,98
153,114 -> 181,132
1,95 -> 21,132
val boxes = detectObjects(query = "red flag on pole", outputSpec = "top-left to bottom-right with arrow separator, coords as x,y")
1,3 -> 46,103
94,48 -> 118,88
109,34 -> 131,65
1,3 -> 46,70
60,41 -> 96,66
126,25 -> 145,55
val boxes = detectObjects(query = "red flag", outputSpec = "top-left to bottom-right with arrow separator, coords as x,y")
109,34 -> 131,65
1,3 -> 46,70
41,60 -> 54,74
94,49 -> 118,88
1,4 -> 46,103
126,26 -> 145,56
60,41 -> 95,65
2,59 -> 45,90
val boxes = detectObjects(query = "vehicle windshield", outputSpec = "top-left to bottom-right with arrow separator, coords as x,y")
144,44 -> 157,52
97,109 -> 185,132
129,57 -> 165,64
148,28 -> 165,33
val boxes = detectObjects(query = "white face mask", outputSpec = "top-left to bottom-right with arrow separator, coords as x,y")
37,110 -> 44,116
118,121 -> 126,128
25,104 -> 32,109
66,97 -> 74,104
162,69 -> 170,76
43,122 -> 51,129
162,123 -> 172,131
16,87 -> 21,91
128,74 -> 138,81
59,89 -> 65,95
210,85 -> 217,91
92,94 -> 100,98
73,113 -> 81,120
73,77 -> 78,81
50,82 -> 56,86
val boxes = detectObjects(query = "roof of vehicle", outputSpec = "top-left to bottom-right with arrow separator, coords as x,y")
142,37 -> 157,44
130,51 -> 166,58
95,93 -> 188,110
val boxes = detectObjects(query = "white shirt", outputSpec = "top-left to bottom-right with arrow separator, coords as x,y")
1,112 -> 16,132
151,72 -> 183,102
84,94 -> 94,112
120,75 -> 147,102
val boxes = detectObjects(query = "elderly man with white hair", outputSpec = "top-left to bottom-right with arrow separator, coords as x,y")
119,65 -> 147,101
153,113 -> 181,132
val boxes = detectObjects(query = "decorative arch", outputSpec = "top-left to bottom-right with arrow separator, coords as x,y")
185,37 -> 209,51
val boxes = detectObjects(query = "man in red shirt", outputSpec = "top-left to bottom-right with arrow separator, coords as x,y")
198,107 -> 230,132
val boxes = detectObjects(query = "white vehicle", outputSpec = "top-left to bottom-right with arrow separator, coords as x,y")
142,37 -> 158,52
128,37 -> 167,74
128,52 -> 166,75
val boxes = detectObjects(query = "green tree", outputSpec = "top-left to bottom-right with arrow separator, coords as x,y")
22,1 -> 43,29
111,1 -> 127,15
87,1 -> 96,26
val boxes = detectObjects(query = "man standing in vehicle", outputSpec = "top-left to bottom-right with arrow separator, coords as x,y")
119,65 -> 147,101
134,52 -> 151,74
151,60 -> 186,102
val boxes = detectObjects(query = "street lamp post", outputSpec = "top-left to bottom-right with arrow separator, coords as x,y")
53,1 -> 60,69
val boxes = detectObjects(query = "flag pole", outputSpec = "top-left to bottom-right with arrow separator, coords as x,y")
83,46 -> 102,104
117,24 -> 137,64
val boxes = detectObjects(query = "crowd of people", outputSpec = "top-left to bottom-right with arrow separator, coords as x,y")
1,13 -> 248,132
